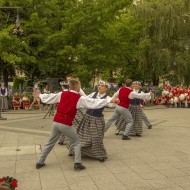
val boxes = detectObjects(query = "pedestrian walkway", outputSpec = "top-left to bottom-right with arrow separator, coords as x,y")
0,108 -> 190,190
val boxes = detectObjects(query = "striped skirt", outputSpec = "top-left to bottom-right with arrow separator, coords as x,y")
115,105 -> 143,135
68,114 -> 107,160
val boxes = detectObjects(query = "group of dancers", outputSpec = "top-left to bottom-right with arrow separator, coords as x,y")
156,84 -> 190,108
35,76 -> 153,171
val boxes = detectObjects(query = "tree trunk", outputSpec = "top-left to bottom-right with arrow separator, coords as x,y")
3,65 -> 9,88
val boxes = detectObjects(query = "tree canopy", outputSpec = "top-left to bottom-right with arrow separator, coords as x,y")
0,0 -> 190,87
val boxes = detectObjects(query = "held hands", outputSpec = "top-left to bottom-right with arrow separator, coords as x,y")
110,98 -> 120,104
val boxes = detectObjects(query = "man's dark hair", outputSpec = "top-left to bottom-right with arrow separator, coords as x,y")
125,79 -> 133,87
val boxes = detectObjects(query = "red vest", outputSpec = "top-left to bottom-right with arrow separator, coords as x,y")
54,91 -> 81,126
118,87 -> 132,108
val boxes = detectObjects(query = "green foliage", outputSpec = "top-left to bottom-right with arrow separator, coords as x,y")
12,77 -> 25,90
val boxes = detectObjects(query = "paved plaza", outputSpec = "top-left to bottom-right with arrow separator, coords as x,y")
0,107 -> 190,190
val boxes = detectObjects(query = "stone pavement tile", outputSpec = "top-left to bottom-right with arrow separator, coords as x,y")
0,146 -> 17,155
69,183 -> 98,190
40,177 -> 68,189
146,178 -> 181,189
122,158 -> 147,165
0,160 -> 16,169
81,159 -> 105,168
96,182 -> 127,190
63,169 -> 88,178
16,179 -> 41,190
0,169 -> 15,177
66,175 -> 94,186
16,145 -> 36,155
183,186 -> 190,190
170,176 -> 190,187
115,152 -> 138,160
156,187 -> 184,190
16,160 -> 36,173
122,180 -> 154,190
60,162 -> 74,170
157,168 -> 187,178
43,188 -> 70,190
179,167 -> 190,175
135,170 -> 166,180
90,173 -> 119,185
39,164 -> 65,178
103,159 -> 127,167
114,171 -> 142,183
86,166 -> 111,176
106,165 -> 132,174
17,154 -> 37,160
0,154 -> 16,161
15,171 -> 39,180
148,163 -> 174,170
170,161 -> 190,169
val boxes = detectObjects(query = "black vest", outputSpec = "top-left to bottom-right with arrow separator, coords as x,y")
130,90 -> 142,105
86,92 -> 107,117
0,88 -> 6,96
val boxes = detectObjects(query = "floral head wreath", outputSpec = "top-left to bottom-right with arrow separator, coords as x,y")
0,176 -> 18,190
99,80 -> 110,88
133,81 -> 141,86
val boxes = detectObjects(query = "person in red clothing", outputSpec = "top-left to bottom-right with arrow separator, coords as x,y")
104,79 -> 151,140
35,79 -> 117,171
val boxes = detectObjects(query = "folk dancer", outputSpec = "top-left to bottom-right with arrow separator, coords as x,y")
35,79 -> 117,170
115,81 -> 151,136
58,76 -> 85,145
104,79 -> 151,140
68,81 -> 115,162
0,83 -> 8,112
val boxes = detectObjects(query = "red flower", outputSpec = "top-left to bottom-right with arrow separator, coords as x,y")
11,180 -> 18,188
0,178 -> 4,183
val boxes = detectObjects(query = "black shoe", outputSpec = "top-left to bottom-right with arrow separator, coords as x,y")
122,135 -> 131,140
148,125 -> 152,129
99,158 -> 105,162
36,163 -> 45,169
74,163 -> 86,171
136,134 -> 141,137
58,141 -> 64,145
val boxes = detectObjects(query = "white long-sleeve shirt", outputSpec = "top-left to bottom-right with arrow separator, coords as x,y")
39,90 -> 112,109
113,87 -> 151,101
88,92 -> 115,108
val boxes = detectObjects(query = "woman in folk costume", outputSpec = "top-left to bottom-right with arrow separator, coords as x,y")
0,83 -> 8,112
22,91 -> 30,109
12,92 -> 21,110
68,80 -> 115,162
115,81 -> 151,136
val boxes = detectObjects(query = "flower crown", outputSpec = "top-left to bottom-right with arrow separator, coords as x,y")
0,176 -> 18,190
